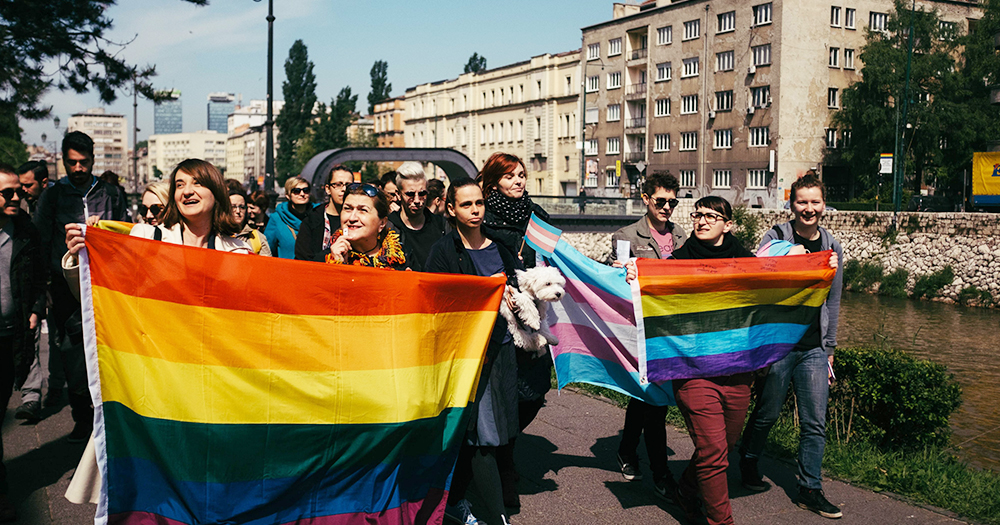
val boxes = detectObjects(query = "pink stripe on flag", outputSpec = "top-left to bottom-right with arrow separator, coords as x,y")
563,278 -> 635,325
525,221 -> 559,252
550,323 -> 639,372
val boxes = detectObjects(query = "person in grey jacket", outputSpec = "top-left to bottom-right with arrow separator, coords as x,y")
739,174 -> 845,519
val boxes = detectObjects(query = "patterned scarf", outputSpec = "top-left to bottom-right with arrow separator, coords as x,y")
325,228 -> 406,269
485,189 -> 533,228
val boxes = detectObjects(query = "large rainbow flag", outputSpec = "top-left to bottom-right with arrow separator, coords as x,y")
636,253 -> 835,383
78,227 -> 505,525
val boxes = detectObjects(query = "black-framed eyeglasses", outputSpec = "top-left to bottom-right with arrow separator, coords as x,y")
289,187 -> 311,195
327,182 -> 349,189
691,211 -> 729,224
652,197 -> 679,210
138,204 -> 164,216
347,182 -> 380,198
0,187 -> 26,201
403,190 -> 428,199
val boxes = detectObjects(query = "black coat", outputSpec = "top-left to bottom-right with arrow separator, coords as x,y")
482,202 -> 549,269
294,205 -> 340,262
6,211 -> 46,383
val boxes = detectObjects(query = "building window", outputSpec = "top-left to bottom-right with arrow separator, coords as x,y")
751,85 -> 770,108
607,104 -> 621,122
716,50 -> 734,72
654,133 -> 670,152
844,49 -> 855,69
680,170 -> 696,188
680,131 -> 698,151
585,139 -> 598,156
753,3 -> 772,26
518,120 -> 523,141
828,88 -> 839,108
607,137 -> 621,154
682,57 -> 699,78
845,8 -> 856,29
870,12 -> 887,32
657,26 -> 672,45
747,169 -> 768,189
718,11 -> 736,33
587,43 -> 600,60
655,98 -> 671,117
843,130 -> 852,147
608,71 -> 622,89
831,6 -> 841,27
586,75 -> 599,93
609,38 -> 622,56
656,62 -> 672,82
683,19 -> 700,41
749,126 -> 770,147
606,167 -> 620,188
585,107 -> 599,124
585,170 -> 598,187
752,44 -> 771,66
682,94 -> 698,114
715,90 -> 733,111
939,21 -> 957,40
489,124 -> 495,143
829,47 -> 839,68
713,169 -> 732,189
714,129 -> 732,149
826,128 -> 838,149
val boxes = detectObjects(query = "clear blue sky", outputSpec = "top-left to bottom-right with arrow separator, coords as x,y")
22,0 -> 618,148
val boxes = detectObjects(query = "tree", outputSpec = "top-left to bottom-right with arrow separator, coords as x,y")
275,40 -> 317,183
0,108 -> 28,167
0,0 -> 206,121
367,60 -> 392,114
308,87 -> 358,154
463,53 -> 487,74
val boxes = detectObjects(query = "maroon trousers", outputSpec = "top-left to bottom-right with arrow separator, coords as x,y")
673,373 -> 754,525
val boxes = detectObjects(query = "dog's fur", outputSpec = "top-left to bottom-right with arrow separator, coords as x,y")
499,266 -> 566,356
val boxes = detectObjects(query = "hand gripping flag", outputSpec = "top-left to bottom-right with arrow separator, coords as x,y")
635,253 -> 835,383
78,227 -> 504,525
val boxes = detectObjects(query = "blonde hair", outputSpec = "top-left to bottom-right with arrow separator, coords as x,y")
143,181 -> 170,206
284,176 -> 309,196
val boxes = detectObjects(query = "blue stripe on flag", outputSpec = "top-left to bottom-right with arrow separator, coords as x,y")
554,353 -> 674,405
546,240 -> 631,301
645,323 -> 810,360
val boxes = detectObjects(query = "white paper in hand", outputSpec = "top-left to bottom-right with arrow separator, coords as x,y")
616,240 -> 630,264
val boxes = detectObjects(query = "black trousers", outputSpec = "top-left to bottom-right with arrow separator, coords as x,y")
618,398 -> 670,481
48,273 -> 92,425
0,336 -> 16,494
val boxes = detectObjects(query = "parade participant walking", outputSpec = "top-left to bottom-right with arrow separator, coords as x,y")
17,161 -> 48,214
325,183 -> 409,270
609,172 -> 686,497
247,190 -> 270,231
138,181 -> 169,226
387,162 -> 446,270
33,131 -> 126,442
295,164 -> 352,262
425,177 -> 522,525
739,174 -> 845,519
230,186 -> 271,256
0,164 -> 46,522
264,176 -> 313,259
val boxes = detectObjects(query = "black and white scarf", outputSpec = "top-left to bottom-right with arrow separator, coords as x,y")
485,189 -> 533,228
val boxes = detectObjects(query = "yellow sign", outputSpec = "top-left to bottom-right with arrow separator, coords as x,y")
972,152 -> 1000,206
616,160 -> 621,181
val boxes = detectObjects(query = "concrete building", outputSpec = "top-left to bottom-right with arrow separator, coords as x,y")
373,98 -> 406,171
227,99 -> 285,134
226,124 -> 250,184
405,50 -> 582,196
154,90 -> 182,135
67,108 -> 128,180
582,0 -> 981,206
207,92 -> 236,134
147,130 -> 227,178
126,146 -> 150,192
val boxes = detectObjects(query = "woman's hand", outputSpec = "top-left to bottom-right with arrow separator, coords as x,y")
329,236 -> 351,264
65,223 -> 86,255
829,252 -> 839,269
85,215 -> 100,227
613,259 -> 638,283
499,280 -> 518,312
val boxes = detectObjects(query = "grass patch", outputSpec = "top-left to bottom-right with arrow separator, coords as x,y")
912,266 -> 955,299
878,268 -> 909,298
958,285 -> 994,307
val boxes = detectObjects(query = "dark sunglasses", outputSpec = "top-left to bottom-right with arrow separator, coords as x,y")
289,187 -> 311,195
0,187 -> 26,201
65,158 -> 91,166
403,190 -> 428,199
347,182 -> 380,198
652,197 -> 680,210
138,204 -> 164,216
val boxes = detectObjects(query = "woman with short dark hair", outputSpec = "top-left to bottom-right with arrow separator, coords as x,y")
325,183 -> 408,270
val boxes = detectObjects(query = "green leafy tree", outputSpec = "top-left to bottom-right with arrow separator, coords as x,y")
0,108 -> 28,167
367,60 -> 392,114
346,127 -> 379,182
463,53 -> 487,74
309,87 -> 358,154
275,40 -> 317,183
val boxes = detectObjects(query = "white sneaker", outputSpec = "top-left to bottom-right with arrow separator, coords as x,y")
445,499 -> 484,525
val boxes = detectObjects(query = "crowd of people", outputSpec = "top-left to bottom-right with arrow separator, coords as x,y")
0,128 -> 844,525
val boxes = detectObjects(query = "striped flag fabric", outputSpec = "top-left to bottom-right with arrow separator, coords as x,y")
79,227 -> 505,525
636,252 -> 835,383
543,238 -> 674,406
524,212 -> 562,256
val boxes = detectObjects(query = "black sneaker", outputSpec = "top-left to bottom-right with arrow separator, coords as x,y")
673,484 -> 703,524
67,422 -> 92,444
15,400 -> 41,420
616,452 -> 642,481
740,456 -> 769,492
653,474 -> 678,503
798,487 -> 843,519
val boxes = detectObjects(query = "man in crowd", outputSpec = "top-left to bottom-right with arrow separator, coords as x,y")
0,163 -> 46,521
17,161 -> 48,214
739,174 -> 845,519
34,131 -> 127,443
379,171 -> 401,214
387,162 -> 446,270
609,171 -> 687,498
295,164 -> 354,262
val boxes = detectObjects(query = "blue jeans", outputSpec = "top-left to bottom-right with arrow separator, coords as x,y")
741,347 -> 829,490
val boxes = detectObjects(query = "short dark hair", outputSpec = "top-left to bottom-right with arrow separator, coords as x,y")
17,160 -> 48,181
444,177 -> 481,227
328,164 -> 352,185
62,131 -> 94,159
427,178 -> 445,200
379,171 -> 398,189
693,195 -> 733,221
249,190 -> 270,211
643,171 -> 680,196
346,183 -> 391,218
225,178 -> 244,193
0,163 -> 16,177
790,174 -> 826,202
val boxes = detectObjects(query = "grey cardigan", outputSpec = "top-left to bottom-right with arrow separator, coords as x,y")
610,216 -> 687,261
762,221 -> 844,357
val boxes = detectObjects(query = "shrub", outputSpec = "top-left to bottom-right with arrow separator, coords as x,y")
958,285 -> 994,307
912,266 -> 955,299
731,206 -> 764,252
844,260 -> 883,291
878,268 -> 909,298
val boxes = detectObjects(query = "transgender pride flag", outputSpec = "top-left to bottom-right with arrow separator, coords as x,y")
543,238 -> 674,406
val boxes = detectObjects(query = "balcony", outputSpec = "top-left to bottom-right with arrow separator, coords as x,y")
625,152 -> 646,163
625,117 -> 647,130
627,48 -> 648,67
625,83 -> 647,100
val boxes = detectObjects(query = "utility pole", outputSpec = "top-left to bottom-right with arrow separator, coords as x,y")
133,74 -> 139,194
260,0 -> 275,196
892,0 -> 916,226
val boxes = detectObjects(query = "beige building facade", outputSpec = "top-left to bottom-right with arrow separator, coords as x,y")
405,51 -> 582,196
374,97 -> 406,171
583,0 -> 980,207
67,108 -> 128,181
147,130 -> 227,178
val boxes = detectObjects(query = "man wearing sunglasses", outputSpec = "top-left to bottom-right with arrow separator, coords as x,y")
609,171 -> 687,498
386,162 -> 446,270
0,164 -> 46,521
33,131 -> 127,444
295,165 -> 354,262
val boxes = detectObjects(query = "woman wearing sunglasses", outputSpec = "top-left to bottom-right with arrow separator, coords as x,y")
229,186 -> 271,256
138,181 -> 169,226
263,176 -> 314,259
325,183 -> 409,270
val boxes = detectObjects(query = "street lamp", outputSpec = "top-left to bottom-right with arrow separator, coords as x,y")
253,0 -> 275,197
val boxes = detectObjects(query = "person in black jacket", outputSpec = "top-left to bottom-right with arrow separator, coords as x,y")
387,162 -> 446,270
295,164 -> 353,262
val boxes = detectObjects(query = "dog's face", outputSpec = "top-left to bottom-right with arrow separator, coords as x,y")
517,267 -> 566,302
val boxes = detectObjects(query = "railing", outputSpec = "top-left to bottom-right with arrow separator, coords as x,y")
625,152 -> 646,163
625,117 -> 647,129
629,48 -> 648,61
625,83 -> 647,100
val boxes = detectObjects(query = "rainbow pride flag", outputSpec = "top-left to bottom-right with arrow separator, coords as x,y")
78,227 -> 505,525
636,253 -> 835,383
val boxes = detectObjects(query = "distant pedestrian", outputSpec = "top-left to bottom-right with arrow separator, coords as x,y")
138,181 -> 169,225
229,186 -> 271,256
263,176 -> 313,259
325,183 -> 410,270
247,190 -> 270,231
387,162 -> 446,270
378,171 -> 401,214
295,164 -> 352,262
17,161 -> 48,215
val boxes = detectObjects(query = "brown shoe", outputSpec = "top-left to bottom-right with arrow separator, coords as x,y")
0,494 -> 16,522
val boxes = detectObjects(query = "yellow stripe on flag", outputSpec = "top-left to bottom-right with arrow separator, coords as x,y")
640,287 -> 829,317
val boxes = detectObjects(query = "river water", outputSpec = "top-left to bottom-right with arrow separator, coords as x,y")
839,293 -> 1000,471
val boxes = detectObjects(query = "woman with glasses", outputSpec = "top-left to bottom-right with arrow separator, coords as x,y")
229,186 -> 271,256
295,165 -> 353,262
264,176 -> 314,259
138,181 -> 169,226
325,183 -> 409,270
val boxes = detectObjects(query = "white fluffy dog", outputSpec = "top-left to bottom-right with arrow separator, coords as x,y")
499,266 -> 566,356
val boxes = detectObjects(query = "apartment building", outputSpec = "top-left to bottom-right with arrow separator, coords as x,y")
582,0 -> 980,207
373,97 -> 406,171
147,130 -> 227,178
405,51 -> 582,196
67,108 -> 128,180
